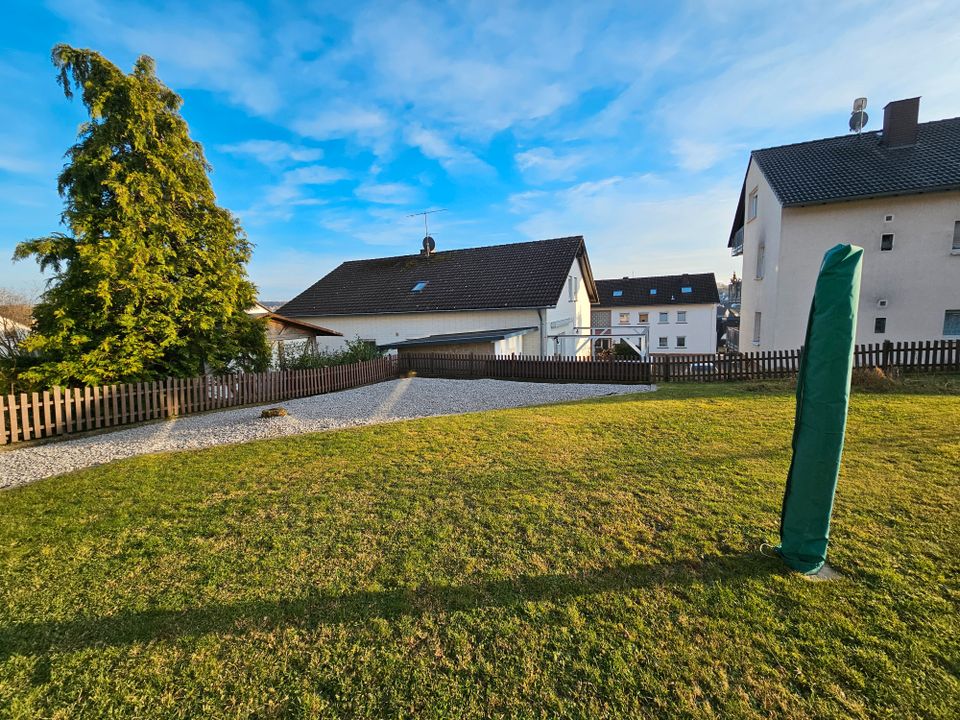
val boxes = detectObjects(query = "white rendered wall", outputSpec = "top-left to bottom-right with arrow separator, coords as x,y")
600,303 -> 718,354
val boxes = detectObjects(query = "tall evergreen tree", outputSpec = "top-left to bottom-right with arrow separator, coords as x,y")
14,45 -> 269,387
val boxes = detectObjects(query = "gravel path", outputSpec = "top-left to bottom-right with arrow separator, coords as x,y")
1,378 -> 654,489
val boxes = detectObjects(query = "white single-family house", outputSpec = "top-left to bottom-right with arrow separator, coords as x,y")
278,236 -> 598,357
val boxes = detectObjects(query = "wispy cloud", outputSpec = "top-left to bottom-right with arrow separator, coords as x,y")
216,139 -> 324,166
515,147 -> 586,182
405,125 -> 493,175
354,182 -> 419,205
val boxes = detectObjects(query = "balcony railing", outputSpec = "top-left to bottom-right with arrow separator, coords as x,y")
731,227 -> 744,256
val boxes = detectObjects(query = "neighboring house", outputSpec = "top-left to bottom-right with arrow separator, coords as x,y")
0,313 -> 31,358
278,236 -> 598,357
246,302 -> 342,352
591,273 -> 720,355
728,97 -> 960,351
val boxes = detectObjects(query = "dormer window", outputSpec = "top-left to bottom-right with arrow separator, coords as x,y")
411,281 -> 428,292
612,290 -> 623,297
681,286 -> 692,293
649,288 -> 657,296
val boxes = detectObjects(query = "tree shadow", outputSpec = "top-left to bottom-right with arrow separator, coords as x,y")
1,550 -> 783,659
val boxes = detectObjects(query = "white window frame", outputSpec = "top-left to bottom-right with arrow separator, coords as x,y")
747,189 -> 758,221
880,233 -> 895,252
755,242 -> 765,280
677,310 -> 687,324
753,312 -> 762,345
676,336 -> 686,349
874,317 -> 887,334
638,312 -> 649,323
952,221 -> 960,253
618,312 -> 630,325
568,276 -> 579,301
658,312 -> 669,324
658,336 -> 668,349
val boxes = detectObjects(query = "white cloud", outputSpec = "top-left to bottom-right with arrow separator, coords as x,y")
354,182 -> 418,205
512,173 -> 741,282
405,125 -> 492,175
216,139 -> 323,165
515,147 -> 586,182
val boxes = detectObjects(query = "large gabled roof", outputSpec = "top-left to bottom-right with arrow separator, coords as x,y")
728,115 -> 960,246
595,273 -> 719,307
279,236 -> 598,317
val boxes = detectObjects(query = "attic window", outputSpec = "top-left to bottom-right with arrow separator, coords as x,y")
681,286 -> 692,293
411,281 -> 428,292
649,289 -> 657,295
612,290 -> 623,297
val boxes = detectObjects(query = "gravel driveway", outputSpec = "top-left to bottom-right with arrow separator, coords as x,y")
1,377 -> 653,489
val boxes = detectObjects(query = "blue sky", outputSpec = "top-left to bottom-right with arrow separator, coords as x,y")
2,1 -> 959,301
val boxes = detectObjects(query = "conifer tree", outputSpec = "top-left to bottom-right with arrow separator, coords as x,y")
14,45 -> 269,386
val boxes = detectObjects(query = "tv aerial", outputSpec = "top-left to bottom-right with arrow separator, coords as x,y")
408,208 -> 447,236
849,97 -> 868,133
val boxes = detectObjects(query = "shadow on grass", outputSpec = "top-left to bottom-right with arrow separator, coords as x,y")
0,551 -> 783,659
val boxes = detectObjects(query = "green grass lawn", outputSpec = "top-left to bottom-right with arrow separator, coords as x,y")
1,377 -> 958,719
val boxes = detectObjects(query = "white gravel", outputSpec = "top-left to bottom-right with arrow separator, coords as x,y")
1,377 -> 654,489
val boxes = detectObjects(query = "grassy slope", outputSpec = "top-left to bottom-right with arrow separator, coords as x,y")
0,378 -> 958,719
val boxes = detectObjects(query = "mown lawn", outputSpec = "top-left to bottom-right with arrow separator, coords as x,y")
1,377 -> 958,719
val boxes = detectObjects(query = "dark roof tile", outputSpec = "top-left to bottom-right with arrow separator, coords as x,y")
279,236 -> 596,317
595,273 -> 719,307
752,117 -> 960,207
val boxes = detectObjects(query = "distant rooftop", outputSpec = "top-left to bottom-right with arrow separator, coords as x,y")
595,273 -> 719,307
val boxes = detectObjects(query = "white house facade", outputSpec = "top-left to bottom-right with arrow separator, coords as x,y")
592,274 -> 720,355
278,236 -> 598,358
729,97 -> 960,351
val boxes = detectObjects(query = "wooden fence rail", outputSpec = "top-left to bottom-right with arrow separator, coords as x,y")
1,357 -> 398,446
398,339 -> 960,385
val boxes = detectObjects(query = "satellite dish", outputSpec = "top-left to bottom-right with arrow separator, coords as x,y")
849,110 -> 869,132
422,235 -> 435,253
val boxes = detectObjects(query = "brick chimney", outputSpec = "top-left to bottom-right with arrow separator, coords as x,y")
881,97 -> 920,148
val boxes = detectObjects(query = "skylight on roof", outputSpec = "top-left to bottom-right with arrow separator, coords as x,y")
681,286 -> 692,293
411,281 -> 428,292
649,288 -> 657,295
612,290 -> 623,297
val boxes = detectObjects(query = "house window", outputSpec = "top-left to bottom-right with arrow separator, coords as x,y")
677,310 -> 687,323
658,337 -> 668,349
618,312 -> 630,325
612,289 -> 623,297
880,233 -> 894,251
638,313 -> 648,323
753,312 -> 762,344
649,288 -> 657,296
747,189 -> 758,221
659,312 -> 669,324
676,336 -> 686,349
681,286 -> 692,293
568,276 -> 579,301
953,221 -> 960,252
945,310 -> 960,336
884,214 -> 894,222
755,242 -> 765,279
411,281 -> 428,292
874,317 -> 886,334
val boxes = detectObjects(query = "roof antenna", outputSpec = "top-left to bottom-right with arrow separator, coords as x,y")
408,208 -> 446,256
849,97 -> 868,134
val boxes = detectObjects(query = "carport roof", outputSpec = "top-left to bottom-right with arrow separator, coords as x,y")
381,326 -> 538,349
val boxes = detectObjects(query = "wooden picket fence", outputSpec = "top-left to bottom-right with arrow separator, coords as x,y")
399,339 -> 960,385
0,357 -> 398,445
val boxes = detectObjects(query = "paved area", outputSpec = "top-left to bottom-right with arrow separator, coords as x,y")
1,377 -> 654,489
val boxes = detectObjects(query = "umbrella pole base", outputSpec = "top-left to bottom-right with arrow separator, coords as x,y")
802,562 -> 841,582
